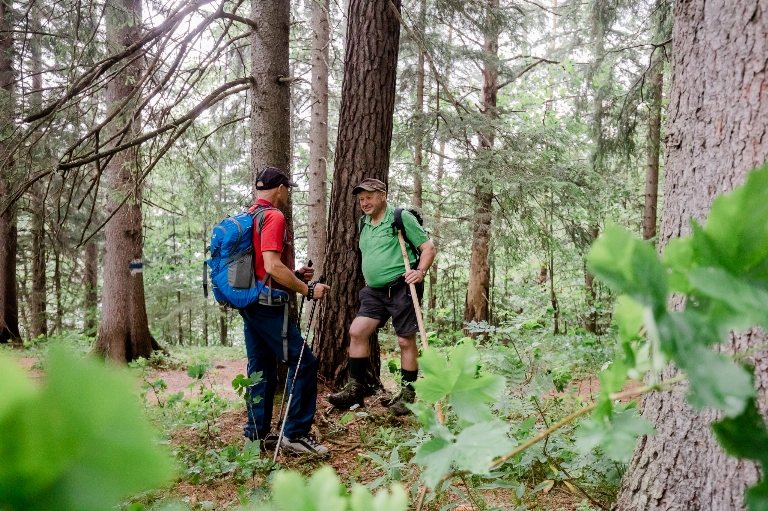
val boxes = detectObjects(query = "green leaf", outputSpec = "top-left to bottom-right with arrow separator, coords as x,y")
0,348 -> 175,511
587,224 -> 668,314
688,267 -> 768,330
577,407 -> 655,463
614,295 -> 645,344
712,397 -> 768,465
746,480 -> 768,511
662,237 -> 694,293
412,420 -> 514,489
413,343 -> 506,425
0,357 -> 36,423
272,467 -> 345,511
599,358 -> 627,396
350,483 -> 407,511
695,164 -> 768,280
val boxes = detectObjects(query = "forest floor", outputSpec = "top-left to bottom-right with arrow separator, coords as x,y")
10,352 -> 619,510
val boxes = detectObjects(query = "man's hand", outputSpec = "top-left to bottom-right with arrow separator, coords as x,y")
296,266 -> 315,282
404,269 -> 426,285
311,283 -> 331,300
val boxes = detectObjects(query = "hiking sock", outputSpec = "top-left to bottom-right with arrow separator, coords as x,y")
401,368 -> 418,391
349,357 -> 368,384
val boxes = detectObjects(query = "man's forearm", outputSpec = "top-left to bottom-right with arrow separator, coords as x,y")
416,244 -> 436,272
266,261 -> 309,296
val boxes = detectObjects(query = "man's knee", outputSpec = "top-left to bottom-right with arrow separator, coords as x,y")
397,335 -> 418,351
349,321 -> 372,343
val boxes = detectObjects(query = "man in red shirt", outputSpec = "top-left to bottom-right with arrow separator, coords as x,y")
240,167 -> 330,455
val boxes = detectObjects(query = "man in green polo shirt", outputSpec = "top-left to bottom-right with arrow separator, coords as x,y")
327,178 -> 436,415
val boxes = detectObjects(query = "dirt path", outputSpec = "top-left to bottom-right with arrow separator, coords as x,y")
149,360 -> 247,401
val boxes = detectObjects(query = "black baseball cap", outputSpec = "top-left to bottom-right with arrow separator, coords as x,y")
255,167 -> 299,190
352,178 -> 387,195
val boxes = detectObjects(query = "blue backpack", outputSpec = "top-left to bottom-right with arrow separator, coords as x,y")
203,205 -> 288,309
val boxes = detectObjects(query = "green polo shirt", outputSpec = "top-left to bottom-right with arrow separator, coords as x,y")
360,204 -> 429,288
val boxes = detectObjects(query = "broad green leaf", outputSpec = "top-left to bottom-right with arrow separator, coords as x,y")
413,343 -> 506,425
678,345 -> 754,417
412,420 -> 514,489
0,348 -> 175,511
614,295 -> 644,344
662,237 -> 694,293
350,483 -> 407,511
411,436 -> 455,489
746,480 -> 768,511
577,408 -> 655,462
688,266 -> 768,330
712,398 -> 768,465
272,467 -> 345,511
599,358 -> 627,396
452,420 -> 515,475
587,225 -> 668,314
696,164 -> 768,281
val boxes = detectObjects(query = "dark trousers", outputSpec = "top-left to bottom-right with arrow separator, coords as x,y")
239,304 -> 317,440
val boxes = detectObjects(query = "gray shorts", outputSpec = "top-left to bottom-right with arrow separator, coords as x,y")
357,278 -> 424,337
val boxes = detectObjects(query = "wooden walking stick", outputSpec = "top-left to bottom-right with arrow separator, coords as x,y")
397,230 -> 443,422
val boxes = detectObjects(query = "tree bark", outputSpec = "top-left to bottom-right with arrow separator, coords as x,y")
314,0 -> 402,387
308,0 -> 330,276
464,0 -> 498,331
29,14 -> 46,339
642,53 -> 663,242
615,2 -> 768,509
412,0 -> 426,209
84,240 -> 98,333
94,0 -> 157,362
0,0 -> 18,344
584,226 -> 599,333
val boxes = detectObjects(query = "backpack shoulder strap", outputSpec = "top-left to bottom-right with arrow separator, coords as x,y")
392,207 -> 421,259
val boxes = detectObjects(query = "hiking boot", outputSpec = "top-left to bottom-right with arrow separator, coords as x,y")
280,435 -> 329,456
386,386 -> 416,416
327,380 -> 365,410
261,434 -> 279,452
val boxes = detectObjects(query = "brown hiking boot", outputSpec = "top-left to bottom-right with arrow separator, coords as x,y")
327,380 -> 365,410
386,386 -> 416,416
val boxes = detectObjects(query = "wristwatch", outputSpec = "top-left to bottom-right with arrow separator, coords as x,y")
418,268 -> 427,277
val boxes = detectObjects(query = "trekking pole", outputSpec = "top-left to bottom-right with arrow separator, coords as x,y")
396,231 -> 444,422
273,276 -> 326,462
275,260 -> 313,429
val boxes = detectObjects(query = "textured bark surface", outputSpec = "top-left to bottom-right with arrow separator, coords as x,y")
84,240 -> 98,333
94,0 -> 156,362
250,0 -> 291,188
29,21 -> 46,339
643,54 -> 663,242
0,0 -> 18,343
308,0 -> 330,276
614,2 -> 768,509
314,0 -> 401,386
464,0 -> 497,329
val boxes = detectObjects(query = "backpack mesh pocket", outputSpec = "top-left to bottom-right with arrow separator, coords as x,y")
227,252 -> 255,288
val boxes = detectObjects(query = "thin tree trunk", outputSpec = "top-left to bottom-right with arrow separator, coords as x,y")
53,246 -> 63,333
615,2 -> 768,509
412,0 -> 426,209
0,0 -> 18,344
219,305 -> 228,346
94,0 -> 157,362
314,0 -> 402,387
177,291 -> 183,345
308,0 -> 330,276
29,15 -> 46,339
584,226 -> 599,333
84,240 -> 98,333
464,0 -> 498,331
643,53 -> 663,241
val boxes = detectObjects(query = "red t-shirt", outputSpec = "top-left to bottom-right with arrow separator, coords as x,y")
249,199 -> 293,291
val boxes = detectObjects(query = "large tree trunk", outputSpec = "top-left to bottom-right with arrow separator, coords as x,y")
307,0 -> 330,276
94,0 -> 156,362
614,2 -> 768,509
0,0 -> 18,344
642,52 -> 663,242
314,0 -> 402,387
463,0 -> 498,330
